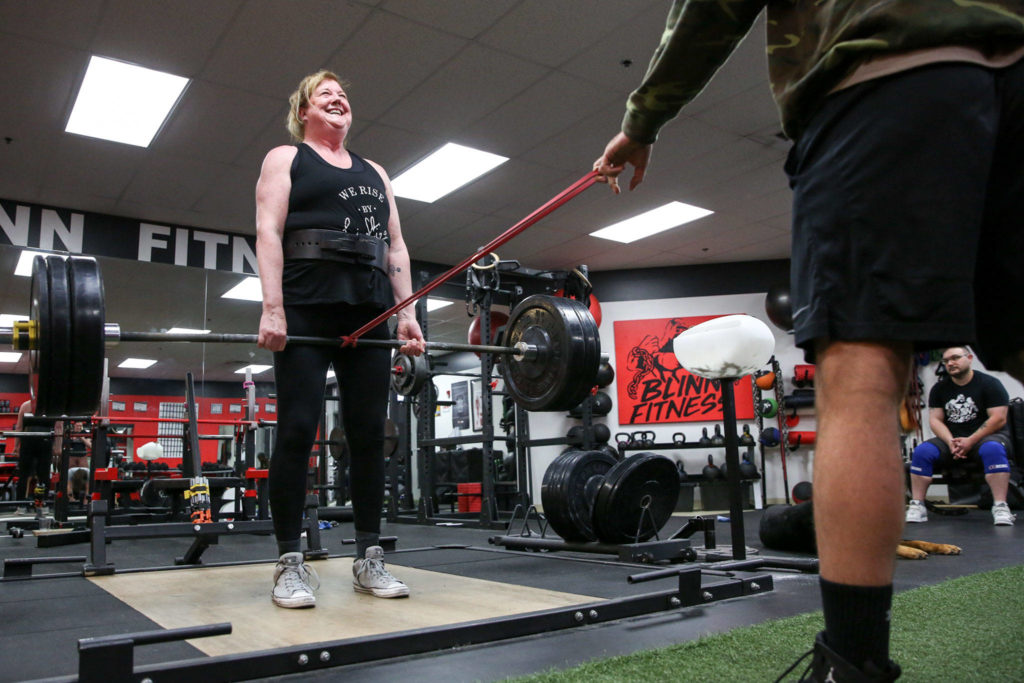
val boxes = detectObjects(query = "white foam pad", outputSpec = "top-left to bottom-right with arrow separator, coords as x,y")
672,315 -> 775,379
136,441 -> 164,461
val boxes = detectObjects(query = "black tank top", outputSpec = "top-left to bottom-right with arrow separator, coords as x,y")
282,144 -> 393,307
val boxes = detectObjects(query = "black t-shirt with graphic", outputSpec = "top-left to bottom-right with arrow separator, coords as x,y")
928,371 -> 1009,438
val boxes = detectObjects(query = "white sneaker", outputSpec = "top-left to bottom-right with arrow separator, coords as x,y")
272,552 -> 319,608
905,500 -> 927,523
353,546 -> 409,598
992,502 -> 1016,526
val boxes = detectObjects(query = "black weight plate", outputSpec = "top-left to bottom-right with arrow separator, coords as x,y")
45,255 -> 73,416
502,295 -> 599,411
391,352 -> 429,397
592,452 -> 680,544
391,353 -> 413,395
66,257 -> 105,416
328,426 -> 349,462
28,255 -> 51,414
561,295 -> 602,409
541,449 -> 616,542
140,478 -> 172,508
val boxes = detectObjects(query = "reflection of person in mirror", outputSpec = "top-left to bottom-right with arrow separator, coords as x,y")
255,69 -> 425,609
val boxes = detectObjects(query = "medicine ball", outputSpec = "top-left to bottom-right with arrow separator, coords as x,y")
764,283 -> 793,332
792,481 -> 813,504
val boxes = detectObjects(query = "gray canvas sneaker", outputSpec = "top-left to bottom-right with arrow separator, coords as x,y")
352,545 -> 409,598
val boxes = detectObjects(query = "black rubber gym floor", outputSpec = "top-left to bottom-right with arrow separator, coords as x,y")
0,508 -> 1019,682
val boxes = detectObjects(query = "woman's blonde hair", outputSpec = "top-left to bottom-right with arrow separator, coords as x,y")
286,69 -> 349,142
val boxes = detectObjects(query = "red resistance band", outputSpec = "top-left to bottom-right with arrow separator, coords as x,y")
341,171 -> 600,347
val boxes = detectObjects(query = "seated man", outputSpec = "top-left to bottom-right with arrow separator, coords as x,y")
907,346 -> 1016,525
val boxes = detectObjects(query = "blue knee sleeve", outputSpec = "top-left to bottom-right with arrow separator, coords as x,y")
979,440 -> 1011,473
910,441 -> 942,477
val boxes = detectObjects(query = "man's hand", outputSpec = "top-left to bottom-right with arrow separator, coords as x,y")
593,132 -> 652,194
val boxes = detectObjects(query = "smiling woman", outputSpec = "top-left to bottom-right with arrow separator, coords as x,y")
254,69 -> 426,609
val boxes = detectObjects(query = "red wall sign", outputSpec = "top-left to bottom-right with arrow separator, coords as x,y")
613,315 -> 755,425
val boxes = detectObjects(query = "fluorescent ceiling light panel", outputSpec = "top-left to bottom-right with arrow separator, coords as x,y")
167,327 -> 211,335
426,298 -> 453,312
14,250 -> 50,277
235,364 -> 272,375
392,143 -> 508,202
0,352 -> 22,363
222,277 -> 262,302
590,202 -> 713,244
327,369 -> 336,379
0,314 -> 28,327
119,358 -> 158,369
66,56 -> 189,147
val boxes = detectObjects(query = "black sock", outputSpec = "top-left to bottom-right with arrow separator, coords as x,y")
277,538 -> 302,556
820,578 -> 893,671
355,531 -> 379,559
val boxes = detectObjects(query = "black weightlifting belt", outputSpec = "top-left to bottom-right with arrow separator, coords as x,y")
283,229 -> 388,274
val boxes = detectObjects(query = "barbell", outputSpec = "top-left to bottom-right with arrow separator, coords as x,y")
0,255 -> 601,416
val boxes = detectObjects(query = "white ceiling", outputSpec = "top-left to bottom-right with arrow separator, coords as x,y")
0,0 -> 792,384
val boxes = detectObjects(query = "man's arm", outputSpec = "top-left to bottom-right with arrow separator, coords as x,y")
595,0 -> 766,191
621,0 -> 767,144
929,407 -> 954,450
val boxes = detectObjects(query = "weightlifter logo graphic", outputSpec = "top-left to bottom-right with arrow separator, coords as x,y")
944,394 -> 979,424
614,314 -> 755,425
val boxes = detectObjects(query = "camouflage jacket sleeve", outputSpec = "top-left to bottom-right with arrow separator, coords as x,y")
623,0 -> 768,144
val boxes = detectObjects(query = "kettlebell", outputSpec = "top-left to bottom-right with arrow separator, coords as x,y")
676,459 -> 688,482
711,424 -> 725,447
739,453 -> 759,479
738,424 -> 755,447
643,430 -> 656,447
631,431 -> 647,448
615,432 -> 632,449
672,432 -> 686,446
698,427 -> 712,447
702,454 -> 721,480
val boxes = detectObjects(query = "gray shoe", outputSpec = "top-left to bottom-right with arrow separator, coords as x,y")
905,500 -> 927,523
353,546 -> 409,598
272,552 -> 319,608
992,502 -> 1016,526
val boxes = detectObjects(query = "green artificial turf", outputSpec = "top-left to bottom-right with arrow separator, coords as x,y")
508,564 -> 1024,682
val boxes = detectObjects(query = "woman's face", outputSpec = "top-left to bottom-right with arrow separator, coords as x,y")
302,79 -> 352,136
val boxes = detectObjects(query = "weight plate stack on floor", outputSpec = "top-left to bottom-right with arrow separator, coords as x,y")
541,449 -> 617,542
592,453 -> 679,544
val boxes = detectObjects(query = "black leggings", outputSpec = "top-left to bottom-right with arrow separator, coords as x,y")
269,302 -> 392,547
17,442 -> 52,499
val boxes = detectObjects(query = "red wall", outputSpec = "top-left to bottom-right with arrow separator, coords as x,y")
1,392 -> 276,465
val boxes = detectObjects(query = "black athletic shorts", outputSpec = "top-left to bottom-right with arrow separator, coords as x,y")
785,59 -> 1024,369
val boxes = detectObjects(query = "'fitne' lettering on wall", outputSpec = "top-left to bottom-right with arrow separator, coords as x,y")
0,199 -> 258,275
